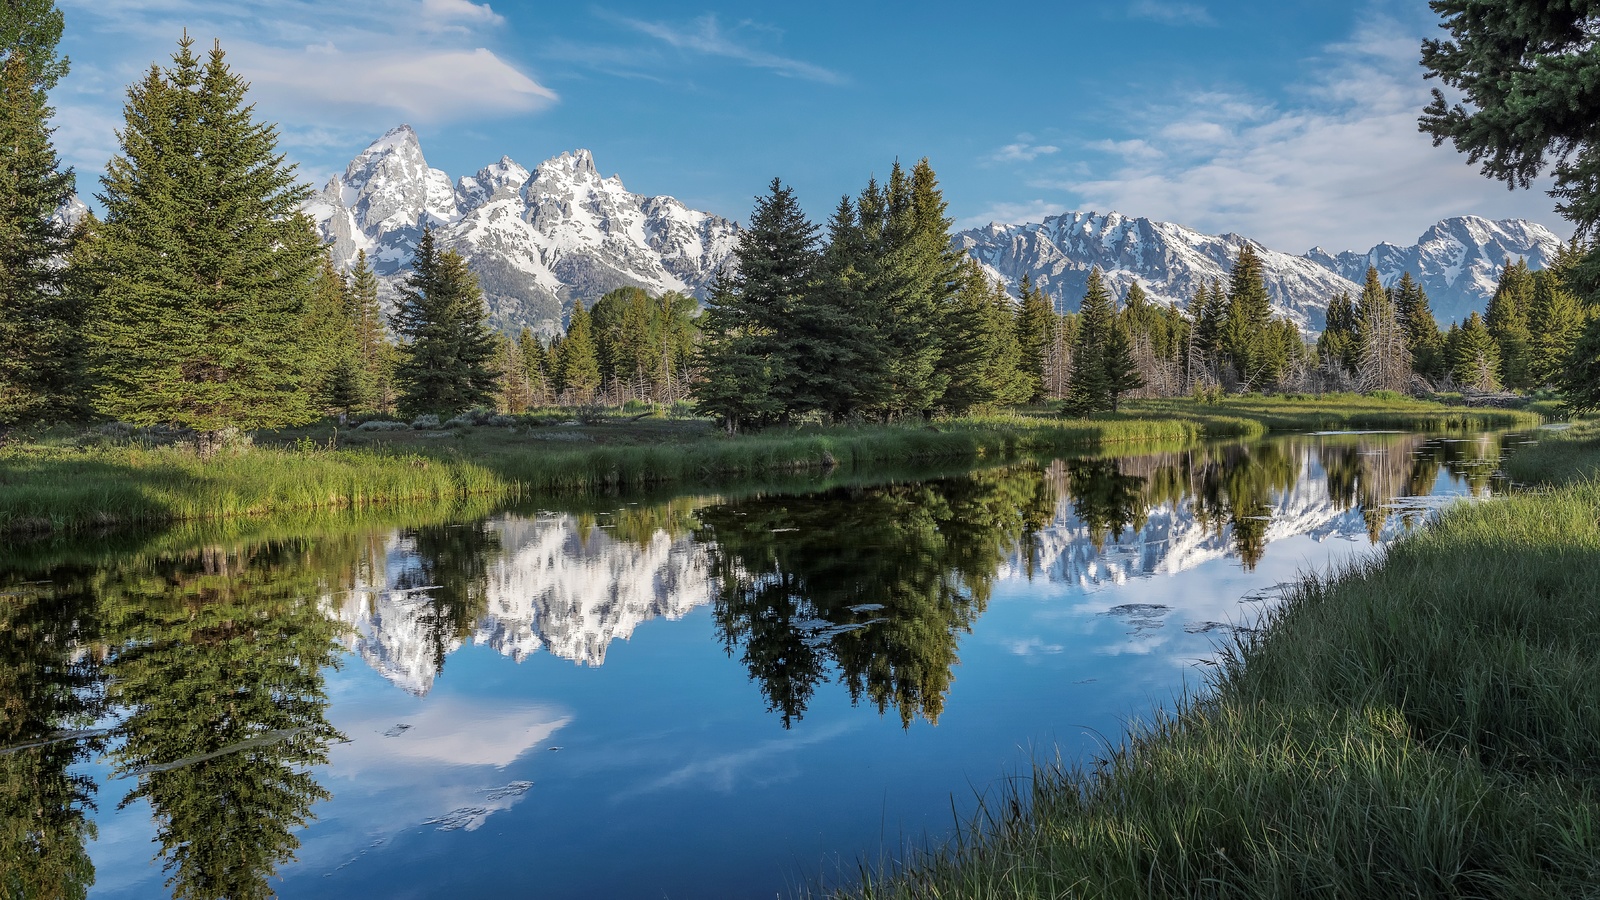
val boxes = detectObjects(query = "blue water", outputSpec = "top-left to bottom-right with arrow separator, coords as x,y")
0,432 -> 1522,899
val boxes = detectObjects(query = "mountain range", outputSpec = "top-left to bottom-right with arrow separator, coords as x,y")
305,125 -> 739,337
303,126 -> 1564,335
955,212 -> 1563,331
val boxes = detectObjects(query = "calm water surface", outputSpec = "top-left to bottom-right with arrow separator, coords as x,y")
0,432 -> 1534,898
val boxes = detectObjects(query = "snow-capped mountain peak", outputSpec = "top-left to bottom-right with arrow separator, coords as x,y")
957,210 -> 1564,331
306,127 -> 739,337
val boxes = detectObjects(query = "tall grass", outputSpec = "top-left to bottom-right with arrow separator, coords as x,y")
0,396 -> 1542,536
834,421 -> 1600,899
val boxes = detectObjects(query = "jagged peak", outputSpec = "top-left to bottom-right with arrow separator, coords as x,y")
539,148 -> 599,179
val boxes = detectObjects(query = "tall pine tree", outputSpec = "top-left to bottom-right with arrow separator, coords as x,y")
93,37 -> 324,452
0,0 -> 79,426
390,227 -> 498,416
1064,267 -> 1116,416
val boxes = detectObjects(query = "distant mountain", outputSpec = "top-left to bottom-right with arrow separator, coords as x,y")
305,125 -> 740,336
956,211 -> 1563,331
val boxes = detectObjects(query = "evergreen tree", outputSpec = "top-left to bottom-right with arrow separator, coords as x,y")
1393,272 -> 1445,380
1103,316 -> 1144,411
552,298 -> 601,402
1064,267 -> 1116,416
0,4 -> 79,427
693,178 -> 818,427
1485,258 -> 1535,388
694,273 -> 783,431
1014,274 -> 1055,402
92,37 -> 324,452
1317,291 -> 1359,377
794,195 -> 888,420
1561,311 -> 1600,412
1221,244 -> 1273,387
347,249 -> 386,410
1420,3 -> 1600,231
873,160 -> 959,417
1356,266 -> 1411,392
494,332 -> 530,413
1527,270 -> 1587,386
941,260 -> 1029,414
390,227 -> 498,415
302,254 -> 357,414
0,0 -> 67,91
1451,311 -> 1501,390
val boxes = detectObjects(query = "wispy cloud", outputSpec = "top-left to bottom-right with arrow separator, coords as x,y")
959,199 -> 1068,230
1128,1 -> 1216,27
1032,10 -> 1568,251
54,0 -> 554,187
990,141 -> 1060,164
602,12 -> 846,85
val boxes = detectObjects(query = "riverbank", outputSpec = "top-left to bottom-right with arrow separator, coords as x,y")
0,395 -> 1541,536
836,419 -> 1600,899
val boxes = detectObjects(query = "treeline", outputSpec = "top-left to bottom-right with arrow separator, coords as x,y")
1315,251 -> 1595,394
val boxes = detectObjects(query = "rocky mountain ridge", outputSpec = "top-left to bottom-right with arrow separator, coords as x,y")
304,125 -> 740,336
956,211 -> 1563,331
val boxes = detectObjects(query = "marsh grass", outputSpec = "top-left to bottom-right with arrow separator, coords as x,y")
832,420 -> 1600,899
0,396 -> 1541,536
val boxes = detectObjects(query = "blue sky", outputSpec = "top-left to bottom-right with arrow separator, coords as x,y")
54,0 -> 1565,252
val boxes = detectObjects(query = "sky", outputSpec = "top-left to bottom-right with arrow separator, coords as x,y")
52,0 -> 1568,254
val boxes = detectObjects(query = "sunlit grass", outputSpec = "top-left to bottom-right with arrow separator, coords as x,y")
829,418 -> 1600,899
0,395 -> 1543,536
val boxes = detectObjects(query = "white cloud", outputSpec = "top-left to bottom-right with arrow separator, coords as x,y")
1129,1 -> 1216,27
991,141 -> 1061,164
1046,11 -> 1569,251
958,199 -> 1068,230
53,0 -> 554,189
605,12 -> 846,85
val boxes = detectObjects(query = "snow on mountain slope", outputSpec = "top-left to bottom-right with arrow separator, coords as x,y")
958,211 -> 1563,332
306,125 -> 739,337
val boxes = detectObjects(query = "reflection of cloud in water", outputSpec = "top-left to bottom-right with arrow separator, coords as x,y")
295,696 -> 571,874
617,721 -> 855,799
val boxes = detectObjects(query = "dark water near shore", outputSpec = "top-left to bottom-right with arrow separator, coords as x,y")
0,431 -> 1534,899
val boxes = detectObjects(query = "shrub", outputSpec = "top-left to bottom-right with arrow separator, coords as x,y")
357,420 -> 410,432
411,414 -> 442,430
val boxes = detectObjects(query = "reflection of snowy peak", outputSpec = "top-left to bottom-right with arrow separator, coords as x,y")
476,516 -> 711,666
325,514 -> 712,695
305,125 -> 740,336
956,211 -> 1563,332
1003,456 -> 1377,587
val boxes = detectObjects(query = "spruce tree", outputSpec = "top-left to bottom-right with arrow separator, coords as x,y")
791,195 -> 885,420
1393,272 -> 1445,380
694,273 -> 783,431
1221,244 -> 1273,387
874,160 -> 958,417
553,298 -> 601,403
347,249 -> 386,409
302,254 -> 357,414
0,41 -> 79,426
1452,311 -> 1501,390
1014,274 -> 1055,402
93,37 -> 324,451
941,260 -> 1029,414
1527,270 -> 1587,386
390,227 -> 498,415
1485,258 -> 1535,388
1318,291 -> 1359,377
1064,267 -> 1116,416
1103,316 -> 1144,411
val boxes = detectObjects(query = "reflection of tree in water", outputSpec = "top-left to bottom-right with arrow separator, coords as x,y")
100,540 -> 346,900
0,571 -> 105,900
1056,459 -> 1148,551
700,467 -> 1054,728
393,523 -> 499,677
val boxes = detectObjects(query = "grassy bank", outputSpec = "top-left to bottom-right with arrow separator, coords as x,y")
837,421 -> 1600,899
0,395 -> 1542,536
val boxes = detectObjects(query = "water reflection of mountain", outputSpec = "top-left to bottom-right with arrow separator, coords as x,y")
325,514 -> 714,695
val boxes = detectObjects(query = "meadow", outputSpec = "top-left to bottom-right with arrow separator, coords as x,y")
0,393 -> 1542,536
